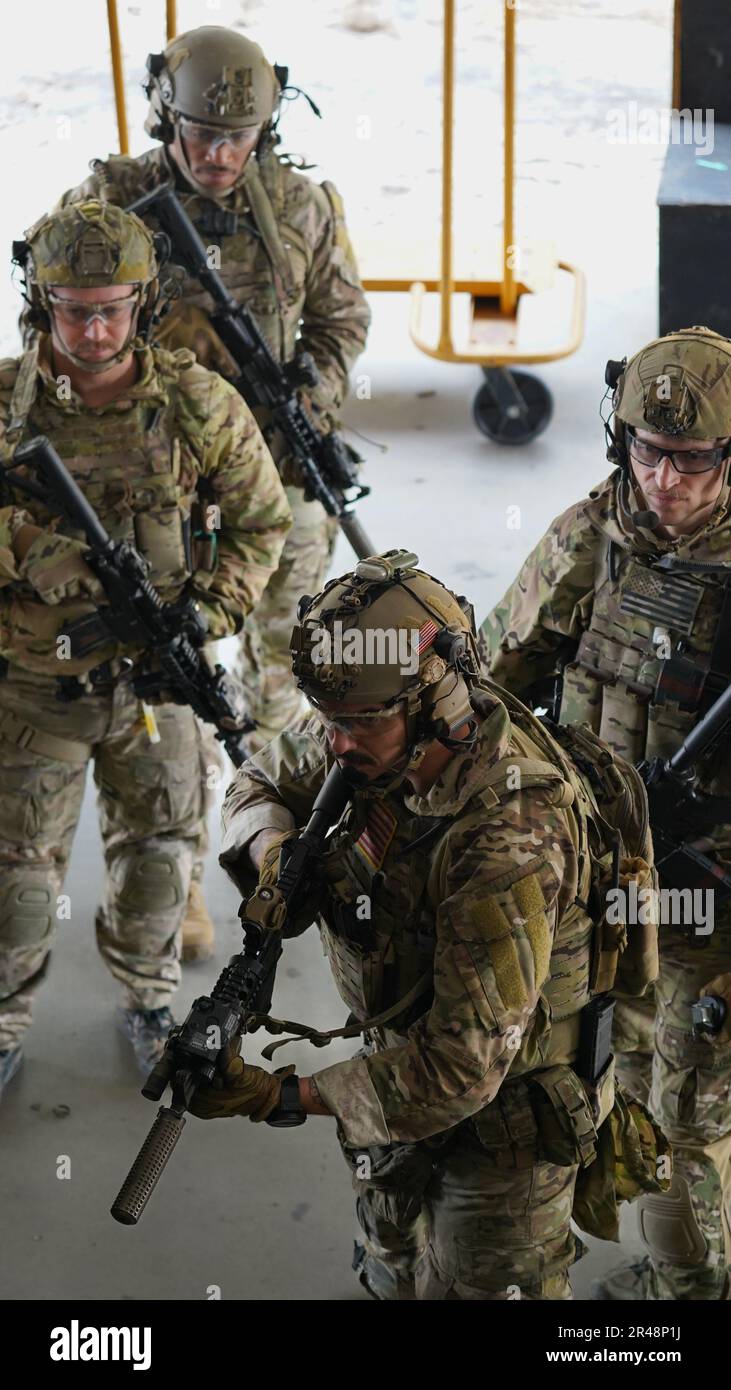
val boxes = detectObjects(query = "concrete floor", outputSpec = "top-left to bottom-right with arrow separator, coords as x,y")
0,0 -> 673,1301
0,731 -> 644,1303
1,283 -> 652,1301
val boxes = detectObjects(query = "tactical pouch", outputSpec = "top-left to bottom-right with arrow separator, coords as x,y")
529,1064 -> 600,1169
598,681 -> 647,766
467,1082 -> 540,1173
557,660 -> 602,733
133,506 -> 189,584
547,718 -> 659,999
340,1137 -> 436,1227
572,1081 -> 672,1243
612,857 -> 660,996
645,698 -> 696,764
589,852 -> 659,996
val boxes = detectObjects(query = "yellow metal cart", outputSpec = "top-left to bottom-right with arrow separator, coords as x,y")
363,0 -> 586,444
106,0 -> 585,444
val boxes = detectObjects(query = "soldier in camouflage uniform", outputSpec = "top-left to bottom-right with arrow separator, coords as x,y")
480,327 -> 731,1300
187,551 -> 662,1300
0,200 -> 290,1091
57,25 -> 371,960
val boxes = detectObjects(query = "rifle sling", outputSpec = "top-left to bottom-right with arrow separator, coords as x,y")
243,161 -> 297,301
254,969 -> 432,1061
3,345 -> 39,458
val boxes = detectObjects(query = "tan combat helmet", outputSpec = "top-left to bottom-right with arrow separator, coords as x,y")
145,25 -> 281,146
605,327 -> 731,483
291,550 -> 483,791
15,200 -> 162,371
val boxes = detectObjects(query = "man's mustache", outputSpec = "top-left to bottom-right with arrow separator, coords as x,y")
338,751 -> 377,768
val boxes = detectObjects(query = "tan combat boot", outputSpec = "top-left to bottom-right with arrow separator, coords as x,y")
181,881 -> 215,962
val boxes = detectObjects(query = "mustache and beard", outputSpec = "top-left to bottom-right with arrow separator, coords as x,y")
337,751 -> 377,790
336,747 -> 411,791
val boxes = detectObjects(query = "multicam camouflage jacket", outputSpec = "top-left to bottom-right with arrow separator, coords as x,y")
0,340 -> 292,676
480,468 -> 731,859
219,682 -> 625,1148
58,143 -> 371,425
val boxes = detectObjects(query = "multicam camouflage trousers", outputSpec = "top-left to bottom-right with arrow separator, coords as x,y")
0,667 -> 206,1048
235,485 -> 338,750
339,1090 -> 580,1301
614,918 -> 731,1299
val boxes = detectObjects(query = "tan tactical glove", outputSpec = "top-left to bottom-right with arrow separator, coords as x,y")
258,830 -> 300,888
18,530 -> 105,607
188,1042 -> 294,1122
699,973 -> 731,1045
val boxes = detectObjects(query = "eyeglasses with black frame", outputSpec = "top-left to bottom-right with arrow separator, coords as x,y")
625,426 -> 728,475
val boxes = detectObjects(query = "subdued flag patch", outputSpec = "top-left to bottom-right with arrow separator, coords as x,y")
354,801 -> 398,872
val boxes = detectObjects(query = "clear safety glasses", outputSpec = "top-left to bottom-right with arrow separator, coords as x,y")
626,426 -> 728,476
312,704 -> 405,737
47,292 -> 140,329
178,118 -> 261,152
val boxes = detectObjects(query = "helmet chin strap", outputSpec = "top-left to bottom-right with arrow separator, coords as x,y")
338,685 -> 479,799
347,694 -> 438,799
347,741 -> 431,800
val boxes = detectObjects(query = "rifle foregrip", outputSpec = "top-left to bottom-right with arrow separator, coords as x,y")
110,1106 -> 186,1226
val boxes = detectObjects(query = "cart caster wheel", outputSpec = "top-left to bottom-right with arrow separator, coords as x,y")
473,367 -> 553,444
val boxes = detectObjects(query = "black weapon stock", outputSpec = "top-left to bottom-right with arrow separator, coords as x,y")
127,184 -> 376,560
639,678 -> 731,900
110,762 -> 350,1226
6,436 -> 254,766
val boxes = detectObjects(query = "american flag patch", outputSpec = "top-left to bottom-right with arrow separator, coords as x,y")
619,563 -> 703,637
418,619 -> 439,653
354,801 -> 398,872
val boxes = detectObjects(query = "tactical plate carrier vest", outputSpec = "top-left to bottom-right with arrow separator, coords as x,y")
558,530 -> 731,807
0,346 -> 216,674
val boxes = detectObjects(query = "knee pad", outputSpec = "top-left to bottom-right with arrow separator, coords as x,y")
352,1240 -> 413,1301
116,849 -> 185,916
638,1172 -> 707,1266
0,867 -> 54,948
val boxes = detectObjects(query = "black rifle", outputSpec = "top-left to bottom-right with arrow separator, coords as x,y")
4,436 -> 254,767
127,184 -> 376,560
639,678 -> 731,901
110,762 -> 350,1226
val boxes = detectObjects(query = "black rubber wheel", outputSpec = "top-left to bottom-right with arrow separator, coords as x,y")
472,368 -> 554,445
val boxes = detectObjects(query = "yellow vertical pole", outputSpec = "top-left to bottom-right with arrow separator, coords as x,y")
166,0 -> 177,42
438,0 -> 455,354
501,0 -> 517,315
672,0 -> 682,109
106,0 -> 129,155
